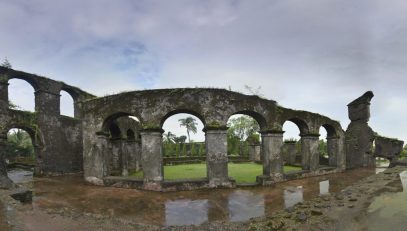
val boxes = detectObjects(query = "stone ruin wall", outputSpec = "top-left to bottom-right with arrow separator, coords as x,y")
0,67 -> 404,190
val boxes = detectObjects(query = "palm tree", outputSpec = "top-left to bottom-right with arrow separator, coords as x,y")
178,117 -> 198,143
163,131 -> 176,143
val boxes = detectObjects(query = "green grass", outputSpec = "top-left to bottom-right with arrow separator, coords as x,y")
130,162 -> 301,183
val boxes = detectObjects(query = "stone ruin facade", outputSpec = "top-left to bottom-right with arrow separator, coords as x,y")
0,67 -> 404,191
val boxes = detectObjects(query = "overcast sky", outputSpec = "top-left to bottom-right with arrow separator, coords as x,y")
1,0 -> 407,142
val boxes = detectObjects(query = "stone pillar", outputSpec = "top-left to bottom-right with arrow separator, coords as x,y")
126,140 -> 140,172
0,133 -> 14,189
284,141 -> 297,165
345,91 -> 375,169
205,128 -> 232,187
141,130 -> 163,190
120,139 -> 129,177
257,131 -> 284,184
35,90 -> 60,115
249,144 -> 261,162
327,136 -> 340,167
0,81 -> 9,110
84,133 -> 109,185
301,134 -> 320,171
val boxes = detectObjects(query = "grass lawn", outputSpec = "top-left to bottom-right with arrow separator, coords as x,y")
131,162 -> 301,183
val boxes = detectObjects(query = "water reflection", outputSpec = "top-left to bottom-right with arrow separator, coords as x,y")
367,170 -> 407,230
283,186 -> 303,208
165,200 -> 208,226
319,180 -> 330,195
7,169 -> 33,183
228,191 -> 264,222
400,171 -> 407,191
13,168 -> 375,227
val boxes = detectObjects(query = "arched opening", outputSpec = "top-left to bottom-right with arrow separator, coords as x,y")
8,79 -> 35,112
227,113 -> 262,184
5,127 -> 39,182
101,114 -> 142,177
319,124 -> 339,168
126,129 -> 135,141
60,90 -> 74,117
374,139 -> 390,168
282,120 -> 303,173
319,127 -> 328,167
160,112 -> 206,181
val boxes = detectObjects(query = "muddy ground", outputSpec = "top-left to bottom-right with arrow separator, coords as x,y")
1,166 -> 405,231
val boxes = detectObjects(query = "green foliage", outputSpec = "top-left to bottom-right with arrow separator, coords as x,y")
131,163 -> 301,183
5,129 -> 34,161
319,139 -> 328,158
178,117 -> 198,143
163,142 -> 205,157
173,135 -> 187,144
401,145 -> 407,159
163,131 -> 176,143
227,115 -> 260,141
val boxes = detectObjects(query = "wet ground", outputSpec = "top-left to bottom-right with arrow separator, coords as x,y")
5,168 -> 375,227
3,166 -> 407,230
365,170 -> 407,231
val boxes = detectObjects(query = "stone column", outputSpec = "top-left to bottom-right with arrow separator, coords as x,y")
345,91 -> 375,169
0,133 -> 14,189
301,134 -> 320,171
249,144 -> 261,162
84,133 -> 109,185
205,128 -> 231,187
120,139 -> 129,177
0,81 -> 9,110
284,141 -> 297,165
126,140 -> 140,172
141,129 -> 163,190
327,136 -> 340,167
258,131 -> 284,184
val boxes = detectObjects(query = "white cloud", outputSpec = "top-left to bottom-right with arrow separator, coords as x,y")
1,0 -> 407,142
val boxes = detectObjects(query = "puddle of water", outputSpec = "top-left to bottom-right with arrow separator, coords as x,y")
366,171 -> 407,231
7,169 -> 33,183
319,180 -> 330,195
9,168 -> 376,227
283,186 -> 303,208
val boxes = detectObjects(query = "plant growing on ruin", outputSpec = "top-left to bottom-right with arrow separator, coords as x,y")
1,57 -> 12,69
178,117 -> 198,143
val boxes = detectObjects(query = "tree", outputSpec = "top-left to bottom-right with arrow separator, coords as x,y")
173,135 -> 187,144
1,57 -> 12,69
178,117 -> 198,143
227,115 -> 260,141
163,131 -> 176,143
6,129 -> 34,161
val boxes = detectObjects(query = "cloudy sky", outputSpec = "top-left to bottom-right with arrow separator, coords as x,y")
1,0 -> 407,142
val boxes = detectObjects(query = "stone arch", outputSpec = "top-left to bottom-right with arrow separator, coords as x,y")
4,125 -> 45,174
321,123 -> 338,138
7,78 -> 37,111
60,90 -> 75,117
160,109 -> 206,128
283,117 -> 310,135
229,110 -> 267,130
108,123 -> 122,139
4,124 -> 43,149
8,76 -> 39,92
318,122 -> 345,168
101,112 -> 143,134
